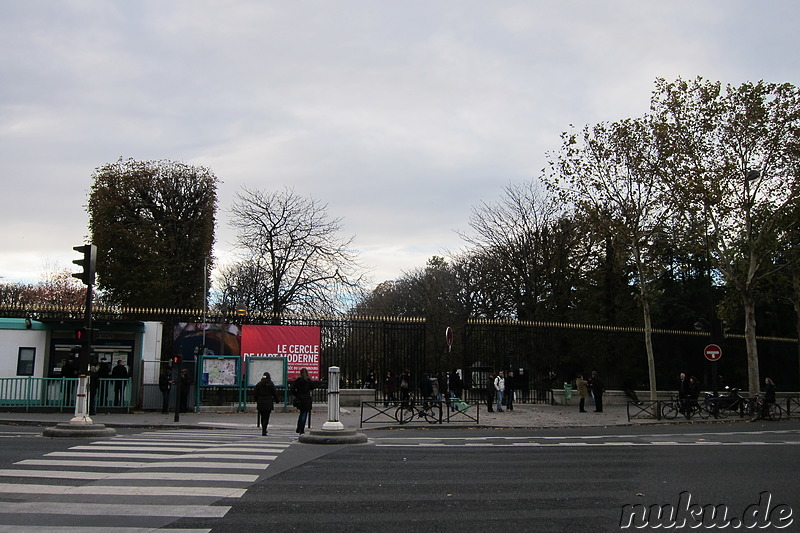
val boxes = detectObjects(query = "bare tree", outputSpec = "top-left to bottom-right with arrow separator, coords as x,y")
461,181 -> 593,322
222,187 -> 365,317
0,266 -> 85,308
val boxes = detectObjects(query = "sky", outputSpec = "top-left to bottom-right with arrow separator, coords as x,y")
2,0 -> 798,291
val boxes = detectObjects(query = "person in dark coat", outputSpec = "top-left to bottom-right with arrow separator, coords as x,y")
419,373 -> 434,401
485,373 -> 495,413
449,370 -> 463,401
111,359 -> 129,406
589,370 -> 604,413
763,377 -> 776,404
678,372 -> 690,417
254,372 -> 280,435
291,368 -> 315,434
505,370 -> 515,411
158,367 -> 174,414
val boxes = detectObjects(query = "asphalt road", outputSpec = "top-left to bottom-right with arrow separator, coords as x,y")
175,422 -> 800,532
0,422 -> 797,532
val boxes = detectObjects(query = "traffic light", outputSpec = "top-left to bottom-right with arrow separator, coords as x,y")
171,355 -> 182,365
72,244 -> 97,286
74,328 -> 88,341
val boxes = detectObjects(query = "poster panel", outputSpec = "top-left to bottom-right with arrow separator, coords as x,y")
247,357 -> 287,387
241,325 -> 321,380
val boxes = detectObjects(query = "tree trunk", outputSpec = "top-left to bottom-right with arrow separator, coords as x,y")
742,292 -> 760,395
641,297 -> 658,401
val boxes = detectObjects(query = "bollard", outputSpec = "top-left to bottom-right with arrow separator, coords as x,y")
322,366 -> 344,431
298,365 -> 367,444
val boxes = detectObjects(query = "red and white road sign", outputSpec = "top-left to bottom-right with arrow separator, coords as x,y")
704,344 -> 722,362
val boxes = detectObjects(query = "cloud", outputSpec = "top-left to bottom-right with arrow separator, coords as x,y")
2,0 -> 799,289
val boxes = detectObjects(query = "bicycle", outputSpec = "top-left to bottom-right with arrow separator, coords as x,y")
395,397 -> 442,424
747,394 -> 783,421
703,390 -> 748,418
661,396 -> 711,420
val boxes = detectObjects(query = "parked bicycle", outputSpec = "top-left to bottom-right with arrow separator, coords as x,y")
747,393 -> 783,421
702,387 -> 748,418
395,397 -> 442,424
661,396 -> 711,420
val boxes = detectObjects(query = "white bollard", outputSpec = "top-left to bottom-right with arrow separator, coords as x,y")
70,375 -> 93,425
322,366 -> 344,431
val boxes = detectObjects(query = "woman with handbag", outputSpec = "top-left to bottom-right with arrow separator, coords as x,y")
290,368 -> 315,434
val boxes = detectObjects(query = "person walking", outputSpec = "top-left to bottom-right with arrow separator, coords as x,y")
158,367 -> 173,414
291,368 -> 315,434
494,371 -> 505,412
576,374 -> 589,413
111,359 -> 128,407
254,371 -> 280,435
590,370 -> 604,413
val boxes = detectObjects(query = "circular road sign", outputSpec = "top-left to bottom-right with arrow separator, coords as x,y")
445,327 -> 453,348
704,344 -> 722,362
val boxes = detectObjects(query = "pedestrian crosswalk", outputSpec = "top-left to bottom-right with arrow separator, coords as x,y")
0,428 -> 295,532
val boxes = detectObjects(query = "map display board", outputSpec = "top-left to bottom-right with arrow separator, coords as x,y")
201,356 -> 239,387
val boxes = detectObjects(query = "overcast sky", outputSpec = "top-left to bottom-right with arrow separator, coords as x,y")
2,1 -> 798,290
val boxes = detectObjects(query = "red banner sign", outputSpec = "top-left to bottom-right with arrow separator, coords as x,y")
241,325 -> 321,380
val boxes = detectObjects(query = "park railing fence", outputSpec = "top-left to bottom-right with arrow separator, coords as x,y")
0,377 -> 132,412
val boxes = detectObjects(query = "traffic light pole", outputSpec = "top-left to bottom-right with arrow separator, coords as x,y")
72,265 -> 94,424
43,244 -> 116,437
71,245 -> 96,425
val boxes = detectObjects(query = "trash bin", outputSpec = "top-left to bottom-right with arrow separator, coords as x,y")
563,383 -> 573,405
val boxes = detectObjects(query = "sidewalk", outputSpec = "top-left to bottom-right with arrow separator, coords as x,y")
0,402 -> 703,432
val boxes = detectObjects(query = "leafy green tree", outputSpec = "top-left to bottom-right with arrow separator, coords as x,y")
352,256 -> 469,372
546,116 -> 673,400
654,78 -> 800,394
88,158 -> 218,309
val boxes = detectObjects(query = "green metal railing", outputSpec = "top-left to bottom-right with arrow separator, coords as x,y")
0,377 -> 131,412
